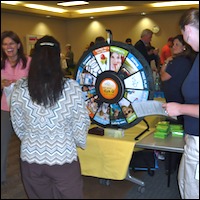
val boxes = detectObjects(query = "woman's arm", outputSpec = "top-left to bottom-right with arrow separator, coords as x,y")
71,81 -> 91,149
160,56 -> 173,81
160,63 -> 171,81
162,102 -> 199,118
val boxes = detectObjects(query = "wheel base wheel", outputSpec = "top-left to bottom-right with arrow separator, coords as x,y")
138,186 -> 145,193
99,178 -> 110,186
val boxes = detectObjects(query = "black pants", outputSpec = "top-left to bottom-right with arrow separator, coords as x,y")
164,118 -> 183,174
164,152 -> 182,173
21,159 -> 83,199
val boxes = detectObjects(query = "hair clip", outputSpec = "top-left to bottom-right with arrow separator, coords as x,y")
40,42 -> 55,47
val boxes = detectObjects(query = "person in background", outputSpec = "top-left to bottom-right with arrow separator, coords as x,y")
146,45 -> 159,73
125,38 -> 132,45
89,41 -> 94,48
29,47 -> 35,57
86,41 -> 94,50
146,45 -> 161,90
134,29 -> 159,66
60,52 -> 68,75
160,37 -> 174,65
84,41 -> 95,52
94,36 -> 106,44
1,30 -> 31,185
160,34 -> 197,175
162,8 -> 199,199
10,35 -> 90,199
147,43 -> 160,71
65,43 -> 75,75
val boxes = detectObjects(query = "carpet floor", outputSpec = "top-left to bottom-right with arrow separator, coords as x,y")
1,134 -> 181,199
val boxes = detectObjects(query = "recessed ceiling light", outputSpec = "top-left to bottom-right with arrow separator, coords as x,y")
57,1 -> 89,7
141,12 -> 146,16
151,1 -> 199,7
24,4 -> 67,13
77,6 -> 127,14
1,1 -> 21,5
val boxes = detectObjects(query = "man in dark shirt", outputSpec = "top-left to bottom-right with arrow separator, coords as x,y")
135,29 -> 159,65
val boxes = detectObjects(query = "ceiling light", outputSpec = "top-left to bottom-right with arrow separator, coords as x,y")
1,1 -> 21,5
57,1 -> 89,7
77,6 -> 127,14
151,1 -> 199,7
24,4 -> 67,13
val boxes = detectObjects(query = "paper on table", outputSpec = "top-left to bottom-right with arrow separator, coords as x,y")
132,100 -> 177,120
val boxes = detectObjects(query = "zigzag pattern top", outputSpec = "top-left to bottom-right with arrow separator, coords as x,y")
10,77 -> 91,165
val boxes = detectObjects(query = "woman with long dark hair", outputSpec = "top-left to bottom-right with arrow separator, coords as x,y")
10,35 -> 90,199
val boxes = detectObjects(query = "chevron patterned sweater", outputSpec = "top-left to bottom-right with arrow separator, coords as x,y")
10,78 -> 90,165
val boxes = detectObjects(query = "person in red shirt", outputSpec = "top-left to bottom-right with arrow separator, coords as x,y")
160,37 -> 173,65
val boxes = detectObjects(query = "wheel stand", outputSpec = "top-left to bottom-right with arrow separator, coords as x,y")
99,119 -> 150,193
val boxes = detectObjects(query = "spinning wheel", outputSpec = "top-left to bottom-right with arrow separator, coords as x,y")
75,33 -> 154,129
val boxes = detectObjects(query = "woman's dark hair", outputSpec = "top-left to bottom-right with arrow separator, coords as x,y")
179,8 -> 199,31
125,38 -> 132,43
173,34 -> 197,62
1,30 -> 27,69
28,35 -> 64,108
95,36 -> 105,44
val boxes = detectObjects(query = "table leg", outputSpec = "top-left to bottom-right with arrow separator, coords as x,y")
167,152 -> 171,187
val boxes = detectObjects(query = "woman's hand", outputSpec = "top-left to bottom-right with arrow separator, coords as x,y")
162,102 -> 199,118
162,102 -> 182,117
164,56 -> 173,65
1,79 -> 14,89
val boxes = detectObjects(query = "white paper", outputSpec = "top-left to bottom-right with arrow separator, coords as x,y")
131,100 -> 177,120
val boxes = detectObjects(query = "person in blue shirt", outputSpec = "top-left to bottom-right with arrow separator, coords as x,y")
160,34 -> 197,175
162,8 -> 199,199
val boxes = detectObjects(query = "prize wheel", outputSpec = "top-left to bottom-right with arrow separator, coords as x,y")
75,40 -> 154,129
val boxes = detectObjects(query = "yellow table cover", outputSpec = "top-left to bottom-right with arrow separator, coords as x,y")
77,116 -> 162,180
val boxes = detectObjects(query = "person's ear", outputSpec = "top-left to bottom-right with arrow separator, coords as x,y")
183,25 -> 191,43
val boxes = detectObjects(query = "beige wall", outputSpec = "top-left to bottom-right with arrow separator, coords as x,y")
1,11 -> 184,64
